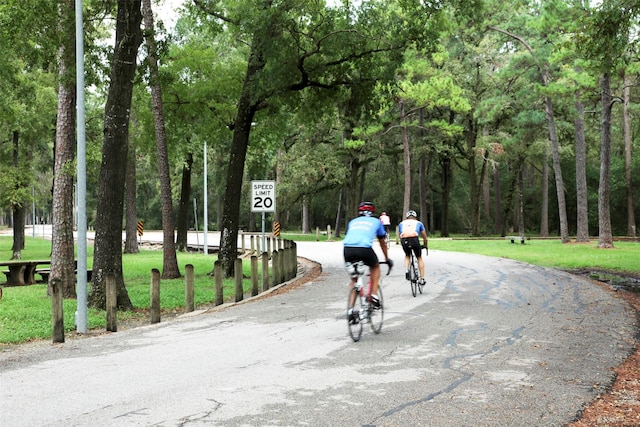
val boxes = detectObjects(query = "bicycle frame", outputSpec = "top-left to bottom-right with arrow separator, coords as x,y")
345,261 -> 390,342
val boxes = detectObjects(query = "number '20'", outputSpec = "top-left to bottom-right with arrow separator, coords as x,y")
253,197 -> 273,208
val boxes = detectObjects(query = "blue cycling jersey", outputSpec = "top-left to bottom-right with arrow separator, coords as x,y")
343,216 -> 386,248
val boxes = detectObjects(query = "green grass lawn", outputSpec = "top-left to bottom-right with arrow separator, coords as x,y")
431,238 -> 639,275
0,236 -> 267,344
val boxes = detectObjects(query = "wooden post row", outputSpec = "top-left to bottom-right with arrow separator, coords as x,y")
262,252 -> 269,292
150,269 -> 161,324
51,278 -> 65,343
185,264 -> 194,313
251,256 -> 259,297
106,273 -> 118,331
214,260 -> 224,306
234,258 -> 243,303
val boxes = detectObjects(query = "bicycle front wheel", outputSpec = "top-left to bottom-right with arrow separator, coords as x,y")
410,256 -> 418,297
370,286 -> 384,334
347,287 -> 363,342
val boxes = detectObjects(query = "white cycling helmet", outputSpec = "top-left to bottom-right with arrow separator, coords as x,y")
406,210 -> 417,218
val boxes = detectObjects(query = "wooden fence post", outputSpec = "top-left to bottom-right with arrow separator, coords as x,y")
291,241 -> 298,279
51,278 -> 64,343
261,252 -> 269,292
150,268 -> 161,324
278,247 -> 285,283
316,226 -> 320,241
106,273 -> 118,331
234,258 -> 243,302
185,264 -> 194,313
327,225 -> 331,241
272,250 -> 280,287
214,260 -> 223,306
251,255 -> 259,296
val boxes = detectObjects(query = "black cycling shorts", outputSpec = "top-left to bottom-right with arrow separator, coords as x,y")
344,246 -> 379,268
401,236 -> 422,258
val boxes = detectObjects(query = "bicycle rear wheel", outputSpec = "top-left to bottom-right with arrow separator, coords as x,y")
347,287 -> 363,342
370,286 -> 383,334
409,255 -> 418,297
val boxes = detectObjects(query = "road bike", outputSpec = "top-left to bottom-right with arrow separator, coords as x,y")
406,245 -> 427,297
345,260 -> 392,342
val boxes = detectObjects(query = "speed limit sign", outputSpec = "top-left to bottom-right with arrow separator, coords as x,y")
251,180 -> 276,213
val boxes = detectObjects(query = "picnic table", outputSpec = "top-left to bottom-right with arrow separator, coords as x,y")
0,260 -> 51,286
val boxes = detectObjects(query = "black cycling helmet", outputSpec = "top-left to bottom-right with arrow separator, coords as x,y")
406,210 -> 417,218
358,201 -> 376,217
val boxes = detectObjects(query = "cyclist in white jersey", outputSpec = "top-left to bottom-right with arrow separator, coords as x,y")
398,210 -> 429,285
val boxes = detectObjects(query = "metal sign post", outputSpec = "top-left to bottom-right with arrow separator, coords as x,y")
251,181 -> 276,289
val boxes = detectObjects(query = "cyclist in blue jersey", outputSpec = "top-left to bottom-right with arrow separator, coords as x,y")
343,202 -> 393,309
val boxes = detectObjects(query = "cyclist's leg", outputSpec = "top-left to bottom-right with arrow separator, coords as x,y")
348,277 -> 357,306
410,241 -> 424,280
401,239 -> 411,279
418,256 -> 426,281
344,247 -> 361,307
357,248 -> 381,303
370,285 -> 383,333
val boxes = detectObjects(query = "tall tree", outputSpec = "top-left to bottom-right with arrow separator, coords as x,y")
579,0 -> 638,248
124,135 -> 139,254
50,0 -> 77,297
488,25 -> 570,243
193,0 -> 448,276
142,0 -> 180,278
623,72 -> 636,237
89,0 -> 143,309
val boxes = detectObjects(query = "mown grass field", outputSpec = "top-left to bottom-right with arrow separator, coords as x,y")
0,236 -> 262,344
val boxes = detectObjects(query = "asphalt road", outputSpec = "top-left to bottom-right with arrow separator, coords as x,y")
0,237 -> 636,426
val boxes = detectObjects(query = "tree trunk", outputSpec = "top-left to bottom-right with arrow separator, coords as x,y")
275,148 -> 283,226
483,159 -> 491,229
51,0 -> 78,297
488,26 -> 569,242
124,137 -> 139,254
418,109 -> 428,226
493,166 -> 502,234
517,167 -> 525,236
400,100 -> 411,215
598,72 -> 614,248
439,156 -> 452,237
419,156 -> 427,230
334,187 -> 344,238
142,0 -> 180,279
540,150 -> 549,237
176,152 -> 193,251
89,0 -> 143,310
544,95 -> 569,243
301,195 -> 309,234
218,36 -> 264,277
11,131 -> 24,259
623,73 -> 636,237
574,90 -> 589,242
465,116 -> 481,236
